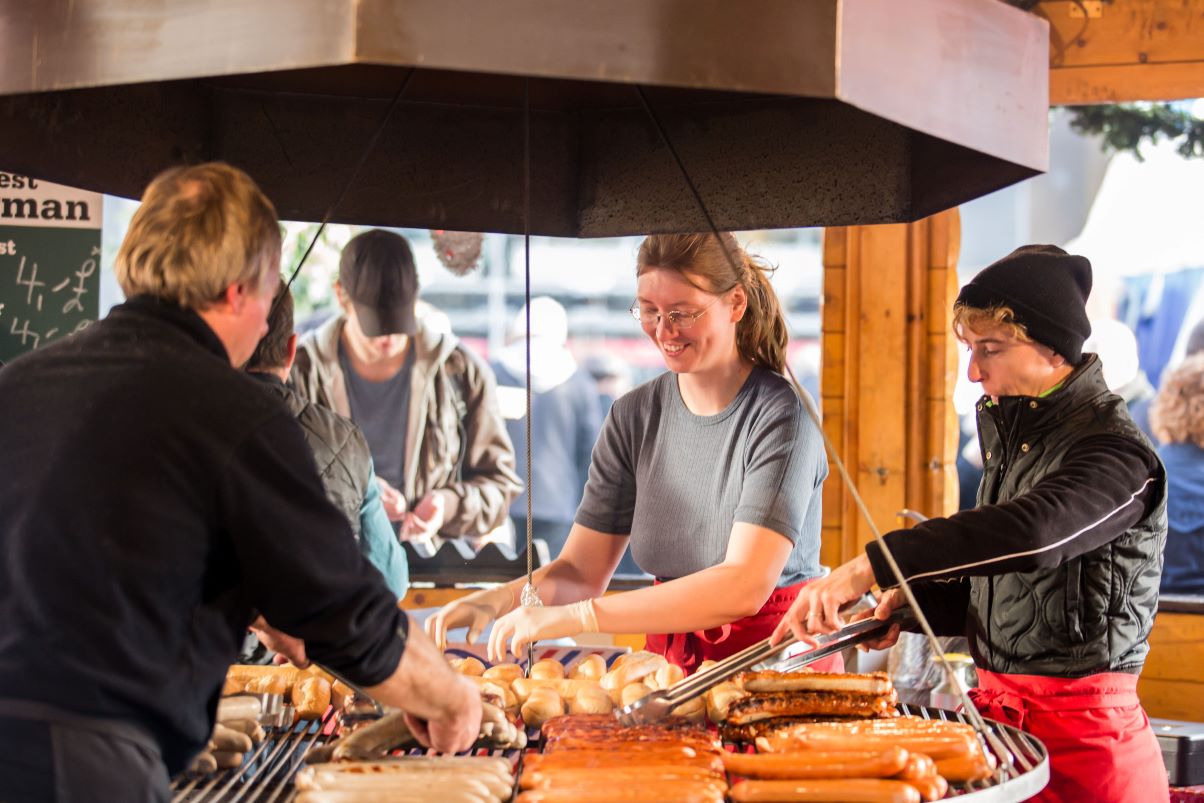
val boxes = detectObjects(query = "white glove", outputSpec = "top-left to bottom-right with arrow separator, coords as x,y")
487,600 -> 599,662
425,584 -> 517,650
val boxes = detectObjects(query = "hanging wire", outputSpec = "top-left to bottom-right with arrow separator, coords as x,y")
523,76 -> 535,591
277,69 -> 416,303
518,78 -> 541,674
634,83 -> 1028,780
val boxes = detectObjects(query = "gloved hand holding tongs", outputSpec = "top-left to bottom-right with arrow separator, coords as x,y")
614,603 -> 914,726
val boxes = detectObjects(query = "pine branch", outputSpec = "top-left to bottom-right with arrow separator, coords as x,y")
1066,103 -> 1204,161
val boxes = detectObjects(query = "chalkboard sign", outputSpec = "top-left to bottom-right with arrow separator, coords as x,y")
0,172 -> 103,364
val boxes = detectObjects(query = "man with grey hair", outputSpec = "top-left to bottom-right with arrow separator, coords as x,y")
0,163 -> 479,802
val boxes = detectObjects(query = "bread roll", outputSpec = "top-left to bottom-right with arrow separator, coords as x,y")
221,675 -> 246,696
653,663 -> 685,690
530,659 -> 565,680
568,654 -> 607,680
301,665 -> 336,686
246,673 -> 289,696
293,676 -> 332,720
520,687 -> 565,728
604,652 -> 666,690
570,685 -> 614,715
330,680 -> 356,712
483,663 -> 524,683
477,680 -> 510,709
621,682 -> 652,707
511,677 -> 598,705
449,656 -> 486,676
705,681 -> 748,724
671,695 -> 705,722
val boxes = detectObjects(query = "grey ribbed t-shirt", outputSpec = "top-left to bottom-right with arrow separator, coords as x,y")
574,367 -> 827,586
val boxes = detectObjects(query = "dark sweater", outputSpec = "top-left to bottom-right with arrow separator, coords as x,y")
0,297 -> 405,773
867,356 -> 1166,675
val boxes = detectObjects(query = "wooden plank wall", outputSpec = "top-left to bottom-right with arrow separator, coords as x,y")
820,210 -> 961,566
1044,0 -> 1204,103
1139,610 -> 1204,722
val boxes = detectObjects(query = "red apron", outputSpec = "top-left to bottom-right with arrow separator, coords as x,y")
969,669 -> 1168,803
644,578 -> 845,675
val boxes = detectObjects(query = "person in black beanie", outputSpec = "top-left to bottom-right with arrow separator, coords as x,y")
776,244 -> 1170,803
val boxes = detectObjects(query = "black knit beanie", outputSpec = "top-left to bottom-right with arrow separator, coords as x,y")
955,244 -> 1093,363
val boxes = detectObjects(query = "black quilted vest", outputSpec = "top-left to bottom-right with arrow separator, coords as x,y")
970,354 -> 1167,676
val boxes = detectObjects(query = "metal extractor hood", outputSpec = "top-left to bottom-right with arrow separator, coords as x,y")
0,0 -> 1049,236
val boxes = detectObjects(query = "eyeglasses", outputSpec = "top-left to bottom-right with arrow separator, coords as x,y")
629,297 -> 720,330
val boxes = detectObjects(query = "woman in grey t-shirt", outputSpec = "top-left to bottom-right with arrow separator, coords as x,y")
427,233 -> 835,673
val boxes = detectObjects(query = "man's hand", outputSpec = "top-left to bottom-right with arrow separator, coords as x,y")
852,588 -> 906,652
404,676 -> 482,754
365,615 -> 483,754
770,553 -> 877,645
376,477 -> 407,522
248,616 -> 310,668
401,492 -> 445,541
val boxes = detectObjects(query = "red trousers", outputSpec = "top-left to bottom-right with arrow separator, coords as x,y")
969,669 -> 1168,803
645,578 -> 845,675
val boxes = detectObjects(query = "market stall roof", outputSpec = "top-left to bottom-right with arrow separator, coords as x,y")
0,0 -> 1049,237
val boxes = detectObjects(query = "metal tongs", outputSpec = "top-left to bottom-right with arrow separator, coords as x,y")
614,607 -> 915,726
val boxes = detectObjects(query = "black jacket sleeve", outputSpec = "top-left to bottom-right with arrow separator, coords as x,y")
220,413 -> 406,687
905,579 -> 972,637
866,434 -> 1161,587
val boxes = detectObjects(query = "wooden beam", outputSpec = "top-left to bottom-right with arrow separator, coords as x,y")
1052,61 -> 1204,104
820,210 -> 961,566
1043,0 -> 1204,104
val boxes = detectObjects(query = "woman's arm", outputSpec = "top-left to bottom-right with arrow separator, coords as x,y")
506,523 -> 631,605
592,522 -> 793,634
425,523 -> 628,648
488,522 -> 796,660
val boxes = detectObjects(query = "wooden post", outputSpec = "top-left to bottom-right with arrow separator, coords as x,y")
820,210 -> 961,567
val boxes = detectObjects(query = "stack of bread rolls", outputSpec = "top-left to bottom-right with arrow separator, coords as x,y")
222,664 -> 352,721
444,651 -> 702,729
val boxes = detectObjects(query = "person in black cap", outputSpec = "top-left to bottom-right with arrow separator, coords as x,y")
776,245 -> 1170,803
292,229 -> 521,550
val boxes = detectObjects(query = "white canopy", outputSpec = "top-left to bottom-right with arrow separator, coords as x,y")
1065,137 -> 1204,279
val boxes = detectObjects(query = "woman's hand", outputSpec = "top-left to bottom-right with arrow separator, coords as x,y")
424,584 -> 516,650
770,554 -> 877,644
487,601 -> 597,662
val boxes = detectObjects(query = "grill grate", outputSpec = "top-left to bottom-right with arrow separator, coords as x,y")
170,709 -> 336,803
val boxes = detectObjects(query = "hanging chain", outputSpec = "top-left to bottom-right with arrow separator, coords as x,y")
635,83 -> 1025,781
